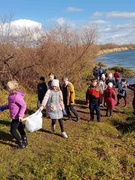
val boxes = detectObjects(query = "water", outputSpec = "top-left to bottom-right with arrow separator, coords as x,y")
95,49 -> 135,84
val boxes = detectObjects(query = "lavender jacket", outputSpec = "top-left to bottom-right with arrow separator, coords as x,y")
4,91 -> 26,120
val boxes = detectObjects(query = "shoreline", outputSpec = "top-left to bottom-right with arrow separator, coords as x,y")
96,47 -> 135,56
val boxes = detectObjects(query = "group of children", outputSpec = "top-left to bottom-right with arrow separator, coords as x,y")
0,70 -> 135,150
87,68 -> 135,122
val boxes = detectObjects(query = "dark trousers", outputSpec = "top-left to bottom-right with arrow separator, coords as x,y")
89,103 -> 101,122
66,105 -> 79,118
10,119 -> 26,142
52,119 -> 64,132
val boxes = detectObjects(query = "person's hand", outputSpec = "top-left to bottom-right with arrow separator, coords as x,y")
39,105 -> 44,112
19,117 -> 23,122
62,109 -> 67,115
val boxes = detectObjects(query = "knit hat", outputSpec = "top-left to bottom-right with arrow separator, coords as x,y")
101,74 -> 105,79
108,82 -> 113,88
51,79 -> 59,87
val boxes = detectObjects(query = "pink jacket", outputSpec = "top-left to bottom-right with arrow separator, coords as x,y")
5,91 -> 26,119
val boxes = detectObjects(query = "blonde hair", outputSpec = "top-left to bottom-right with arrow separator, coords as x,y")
7,80 -> 19,93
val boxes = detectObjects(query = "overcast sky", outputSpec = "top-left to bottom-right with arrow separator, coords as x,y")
0,0 -> 135,45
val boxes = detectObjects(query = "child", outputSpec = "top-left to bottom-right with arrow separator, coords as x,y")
0,80 -> 27,149
39,79 -> 68,138
99,73 -> 107,107
104,82 -> 116,116
37,76 -> 47,109
116,78 -> 127,107
86,78 -> 102,122
62,75 -> 80,122
126,83 -> 135,114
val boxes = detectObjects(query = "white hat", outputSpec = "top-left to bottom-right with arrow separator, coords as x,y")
51,79 -> 59,87
108,82 -> 113,88
101,74 -> 105,79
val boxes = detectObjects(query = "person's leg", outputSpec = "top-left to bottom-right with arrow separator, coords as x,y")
18,122 -> 28,146
51,119 -> 56,132
116,94 -> 120,105
110,110 -> 113,116
66,105 -> 72,119
10,120 -> 22,142
95,104 -> 101,122
89,103 -> 94,121
58,119 -> 64,132
58,119 -> 68,138
69,105 -> 80,121
10,120 -> 26,149
106,108 -> 109,116
124,97 -> 127,107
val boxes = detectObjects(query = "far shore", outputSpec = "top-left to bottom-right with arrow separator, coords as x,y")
96,47 -> 135,56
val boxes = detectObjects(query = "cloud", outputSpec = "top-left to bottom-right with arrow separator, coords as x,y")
93,11 -> 135,19
106,11 -> 135,19
91,20 -> 108,25
66,7 -> 84,12
11,19 -> 42,29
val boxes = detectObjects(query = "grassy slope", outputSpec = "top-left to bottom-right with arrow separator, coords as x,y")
0,89 -> 135,180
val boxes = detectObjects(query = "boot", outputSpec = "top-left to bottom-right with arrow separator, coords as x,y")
22,136 -> 28,146
106,109 -> 109,116
18,139 -> 26,149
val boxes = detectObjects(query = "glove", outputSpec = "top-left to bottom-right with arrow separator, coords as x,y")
0,106 -> 6,112
62,110 -> 67,115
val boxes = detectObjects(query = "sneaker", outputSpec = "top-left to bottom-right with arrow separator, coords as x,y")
17,140 -> 26,149
22,136 -> 28,146
51,124 -> 56,132
61,132 -> 68,138
76,116 -> 80,122
68,116 -> 72,121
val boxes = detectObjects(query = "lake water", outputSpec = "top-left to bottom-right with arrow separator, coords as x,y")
95,49 -> 135,84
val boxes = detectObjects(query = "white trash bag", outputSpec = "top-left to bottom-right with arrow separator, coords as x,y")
23,110 -> 42,133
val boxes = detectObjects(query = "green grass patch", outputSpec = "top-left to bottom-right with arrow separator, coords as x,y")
0,90 -> 135,179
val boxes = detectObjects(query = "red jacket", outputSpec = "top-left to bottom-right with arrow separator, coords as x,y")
86,85 -> 101,104
104,87 -> 116,110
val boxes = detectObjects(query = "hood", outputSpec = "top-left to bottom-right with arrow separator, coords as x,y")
9,91 -> 25,101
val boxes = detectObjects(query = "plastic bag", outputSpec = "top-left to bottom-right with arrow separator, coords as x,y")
23,110 -> 42,133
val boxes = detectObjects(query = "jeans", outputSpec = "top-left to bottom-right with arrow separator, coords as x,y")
10,119 -> 26,142
66,105 -> 79,118
89,103 -> 101,122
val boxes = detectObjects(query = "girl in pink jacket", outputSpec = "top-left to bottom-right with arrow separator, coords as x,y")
0,80 -> 27,149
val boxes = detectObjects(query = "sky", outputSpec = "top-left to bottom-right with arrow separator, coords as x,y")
0,0 -> 135,44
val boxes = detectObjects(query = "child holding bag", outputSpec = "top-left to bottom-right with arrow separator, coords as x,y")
0,80 -> 27,149
39,79 -> 68,138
